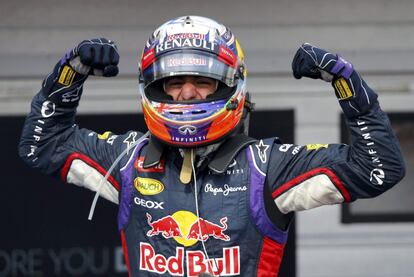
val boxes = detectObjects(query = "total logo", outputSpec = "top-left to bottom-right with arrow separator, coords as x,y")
134,157 -> 165,173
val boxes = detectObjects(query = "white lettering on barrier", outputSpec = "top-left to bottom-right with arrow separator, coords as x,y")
0,247 -> 115,276
114,246 -> 128,273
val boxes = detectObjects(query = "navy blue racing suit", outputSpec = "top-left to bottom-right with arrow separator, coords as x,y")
19,54 -> 405,276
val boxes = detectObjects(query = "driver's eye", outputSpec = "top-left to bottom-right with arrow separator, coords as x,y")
166,79 -> 184,88
196,79 -> 214,86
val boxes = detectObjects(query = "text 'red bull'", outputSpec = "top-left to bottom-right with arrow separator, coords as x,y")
140,243 -> 240,276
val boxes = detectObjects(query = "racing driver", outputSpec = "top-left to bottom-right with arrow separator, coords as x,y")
19,16 -> 405,276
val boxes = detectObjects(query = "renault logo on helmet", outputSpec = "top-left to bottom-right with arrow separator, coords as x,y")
178,125 -> 198,135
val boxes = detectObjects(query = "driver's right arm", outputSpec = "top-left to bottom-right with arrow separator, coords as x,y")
18,38 -> 142,204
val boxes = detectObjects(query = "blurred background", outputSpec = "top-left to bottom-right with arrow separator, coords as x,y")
1,0 -> 414,276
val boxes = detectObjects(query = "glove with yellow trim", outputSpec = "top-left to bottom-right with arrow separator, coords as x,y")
61,38 -> 119,77
41,38 -> 120,106
292,43 -> 378,118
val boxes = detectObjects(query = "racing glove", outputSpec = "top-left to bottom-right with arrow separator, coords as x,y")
42,38 -> 119,106
61,38 -> 119,77
292,43 -> 378,118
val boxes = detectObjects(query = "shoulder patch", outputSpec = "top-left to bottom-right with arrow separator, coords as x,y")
255,140 -> 270,163
306,144 -> 329,151
98,131 -> 112,140
333,77 -> 353,100
58,65 -> 76,86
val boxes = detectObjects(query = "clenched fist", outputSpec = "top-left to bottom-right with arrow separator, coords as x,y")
292,43 -> 353,82
61,38 -> 119,77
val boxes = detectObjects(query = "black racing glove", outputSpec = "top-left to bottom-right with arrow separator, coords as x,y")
292,43 -> 378,118
61,38 -> 119,77
42,38 -> 120,105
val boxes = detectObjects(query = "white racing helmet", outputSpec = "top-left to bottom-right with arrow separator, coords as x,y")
139,16 -> 248,147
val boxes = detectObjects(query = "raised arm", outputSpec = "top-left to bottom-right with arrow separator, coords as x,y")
266,43 -> 405,217
18,38 -> 140,203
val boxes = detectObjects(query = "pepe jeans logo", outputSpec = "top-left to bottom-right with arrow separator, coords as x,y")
204,183 -> 247,196
178,125 -> 197,135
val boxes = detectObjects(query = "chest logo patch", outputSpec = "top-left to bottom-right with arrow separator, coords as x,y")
134,157 -> 165,173
306,144 -> 329,151
134,177 -> 164,195
255,140 -> 270,163
146,211 -> 230,247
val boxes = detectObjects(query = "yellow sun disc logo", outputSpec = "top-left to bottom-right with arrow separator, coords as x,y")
172,211 -> 198,247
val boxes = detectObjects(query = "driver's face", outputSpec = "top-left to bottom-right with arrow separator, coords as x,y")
164,76 -> 217,101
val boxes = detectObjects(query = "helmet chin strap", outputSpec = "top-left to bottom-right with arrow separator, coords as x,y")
179,142 -> 222,184
180,148 -> 193,184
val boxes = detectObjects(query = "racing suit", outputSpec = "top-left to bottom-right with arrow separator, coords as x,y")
19,46 -> 405,276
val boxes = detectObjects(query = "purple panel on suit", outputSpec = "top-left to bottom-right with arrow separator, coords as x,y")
118,139 -> 148,231
246,147 -> 288,244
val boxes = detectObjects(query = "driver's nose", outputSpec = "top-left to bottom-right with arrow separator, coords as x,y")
180,82 -> 198,100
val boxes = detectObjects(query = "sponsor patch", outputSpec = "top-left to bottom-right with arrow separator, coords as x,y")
166,57 -> 207,67
134,197 -> 164,209
145,211 -> 230,247
306,144 -> 329,151
167,33 -> 206,41
204,183 -> 247,196
123,132 -> 138,155
58,65 -> 76,86
155,38 -> 216,54
218,45 -> 237,67
97,131 -> 112,140
370,168 -> 385,186
134,157 -> 165,173
41,101 -> 56,118
255,140 -> 270,163
334,77 -> 353,100
97,131 -> 117,145
140,243 -> 240,276
134,177 -> 165,195
141,48 -> 155,70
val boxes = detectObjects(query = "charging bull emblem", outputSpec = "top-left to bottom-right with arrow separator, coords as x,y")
187,217 -> 230,241
146,213 -> 183,239
146,212 -> 231,245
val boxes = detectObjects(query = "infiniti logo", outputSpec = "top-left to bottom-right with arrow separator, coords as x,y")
370,168 -> 385,186
178,125 -> 198,135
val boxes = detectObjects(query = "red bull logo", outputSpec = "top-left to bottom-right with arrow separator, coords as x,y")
187,217 -> 230,242
140,243 -> 240,276
146,213 -> 182,239
145,211 -> 230,246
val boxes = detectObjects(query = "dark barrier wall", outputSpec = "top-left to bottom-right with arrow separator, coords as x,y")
0,110 -> 295,277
